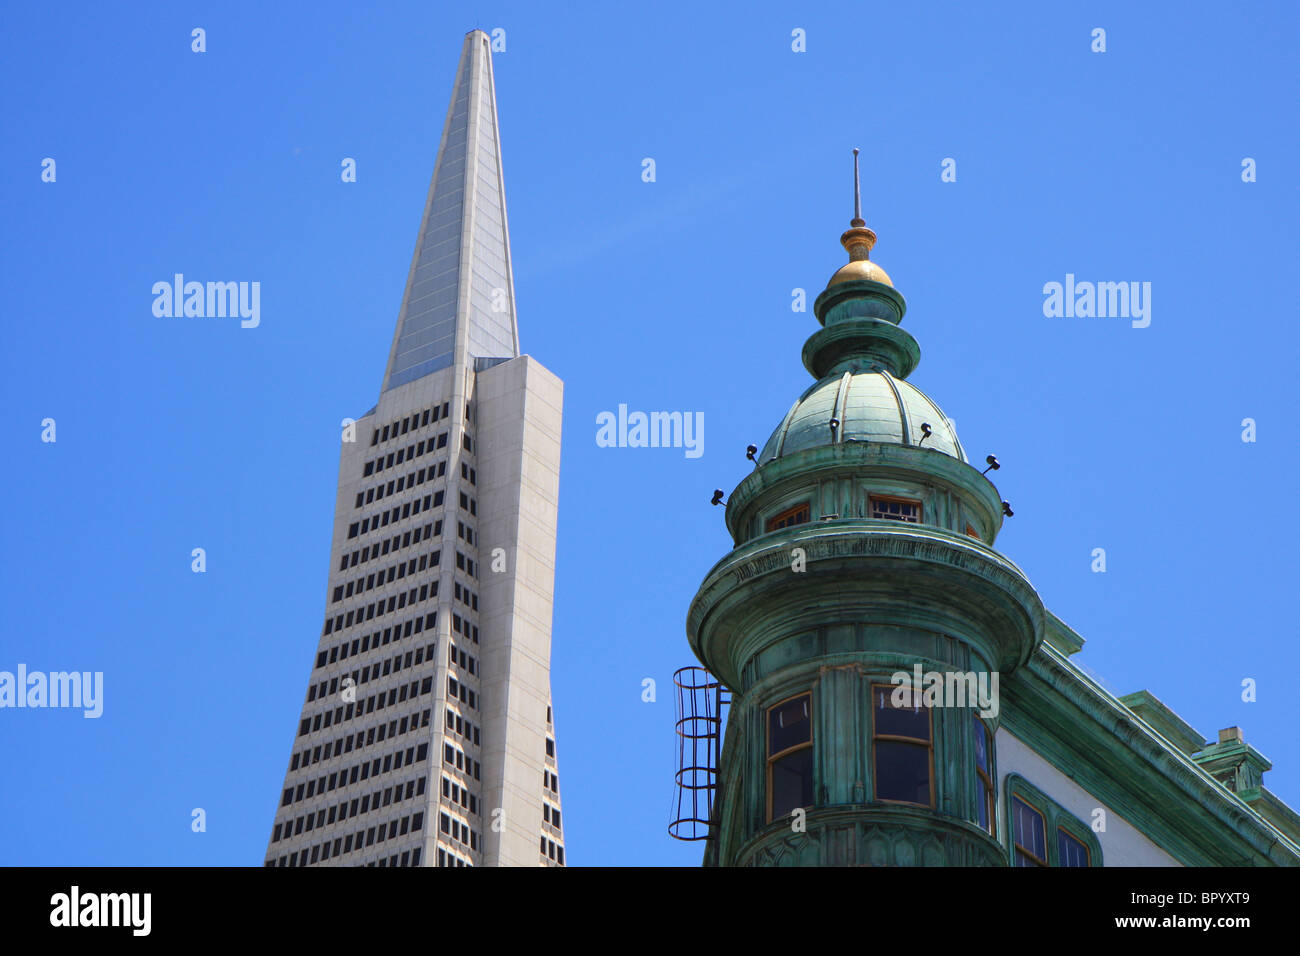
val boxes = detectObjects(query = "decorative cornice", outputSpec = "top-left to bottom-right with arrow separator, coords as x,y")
688,522 -> 1045,687
1004,643 -> 1300,865
734,804 -> 1005,867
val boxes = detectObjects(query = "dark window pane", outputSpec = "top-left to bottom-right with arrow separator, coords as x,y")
1012,796 -> 1046,862
1014,849 -> 1043,867
1058,829 -> 1089,867
972,716 -> 989,773
976,787 -> 990,830
768,695 -> 811,755
766,503 -> 810,532
870,496 -> 921,521
874,741 -> 930,804
771,748 -> 814,819
873,687 -> 930,740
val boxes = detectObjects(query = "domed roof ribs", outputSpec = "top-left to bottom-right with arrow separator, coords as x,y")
877,367 -> 911,446
831,371 -> 853,445
769,394 -> 802,460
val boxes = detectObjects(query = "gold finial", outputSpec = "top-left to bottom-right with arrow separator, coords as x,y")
829,148 -> 892,286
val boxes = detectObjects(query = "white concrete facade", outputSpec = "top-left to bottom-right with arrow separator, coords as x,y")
475,356 -> 565,866
264,29 -> 564,867
997,729 -> 1180,867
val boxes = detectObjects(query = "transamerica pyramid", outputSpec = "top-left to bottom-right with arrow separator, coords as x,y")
266,29 -> 566,867
383,27 -> 519,389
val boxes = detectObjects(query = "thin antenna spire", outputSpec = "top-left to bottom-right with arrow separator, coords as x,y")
838,148 -> 879,268
851,147 -> 865,227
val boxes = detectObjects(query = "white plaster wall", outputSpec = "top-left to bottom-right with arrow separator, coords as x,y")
997,729 -> 1181,867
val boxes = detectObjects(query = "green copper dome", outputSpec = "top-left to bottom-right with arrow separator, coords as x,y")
759,368 -> 965,463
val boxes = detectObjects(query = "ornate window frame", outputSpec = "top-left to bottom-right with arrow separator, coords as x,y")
1003,774 -> 1103,867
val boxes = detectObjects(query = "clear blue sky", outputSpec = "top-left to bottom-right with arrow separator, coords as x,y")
1,1 -> 1297,866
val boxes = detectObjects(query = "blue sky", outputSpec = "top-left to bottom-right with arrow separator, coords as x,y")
1,1 -> 1297,866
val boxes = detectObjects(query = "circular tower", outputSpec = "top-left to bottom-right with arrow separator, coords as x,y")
686,167 -> 1046,866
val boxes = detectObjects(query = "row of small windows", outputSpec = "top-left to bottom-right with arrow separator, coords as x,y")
317,616 -> 435,670
540,836 -> 565,865
764,495 -> 981,539
354,464 -> 447,511
268,812 -> 424,867
443,741 -> 482,781
308,640 -> 435,710
447,675 -> 478,711
449,641 -> 478,677
348,492 -> 442,541
453,581 -> 479,612
463,433 -> 474,454
455,550 -> 477,578
291,708 -> 431,774
370,402 -> 451,447
437,848 -> 471,867
543,769 -> 560,795
456,521 -> 476,546
298,674 -> 435,737
340,513 -> 443,571
322,593 -> 436,639
320,608 -> 435,657
274,776 -> 427,843
364,432 -> 447,479
439,811 -> 480,851
461,462 -> 476,486
458,491 -> 477,516
269,844 -> 423,867
765,495 -> 922,533
442,774 -> 478,816
281,742 -> 430,808
332,550 -> 440,604
542,802 -> 562,830
451,613 -> 479,645
545,737 -> 555,759
446,707 -> 481,747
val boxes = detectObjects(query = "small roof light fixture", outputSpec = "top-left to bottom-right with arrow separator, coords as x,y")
711,489 -> 726,506
1002,501 -> 1014,517
746,444 -> 758,463
829,417 -> 840,437
982,454 -> 1000,476
917,422 -> 933,447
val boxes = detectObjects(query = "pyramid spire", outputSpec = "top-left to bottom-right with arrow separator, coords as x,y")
382,29 -> 519,392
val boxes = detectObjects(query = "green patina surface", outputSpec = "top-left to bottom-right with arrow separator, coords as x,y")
687,241 -> 1300,867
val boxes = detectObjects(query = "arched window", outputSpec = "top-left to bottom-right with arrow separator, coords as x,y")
1005,775 -> 1102,866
